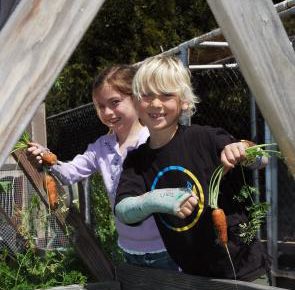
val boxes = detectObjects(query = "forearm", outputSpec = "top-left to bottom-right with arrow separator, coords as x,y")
115,188 -> 192,224
50,159 -> 96,185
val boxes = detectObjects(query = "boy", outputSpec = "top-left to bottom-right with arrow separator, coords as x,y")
115,56 -> 269,281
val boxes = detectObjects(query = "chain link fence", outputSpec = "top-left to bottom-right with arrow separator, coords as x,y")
0,29 -> 294,284
43,62 -> 295,244
0,162 -> 70,253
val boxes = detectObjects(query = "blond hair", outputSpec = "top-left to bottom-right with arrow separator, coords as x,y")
133,55 -> 200,117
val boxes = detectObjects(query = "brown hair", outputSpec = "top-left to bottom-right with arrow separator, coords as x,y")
92,65 -> 137,97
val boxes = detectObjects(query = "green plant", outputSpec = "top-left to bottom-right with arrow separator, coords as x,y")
0,194 -> 89,290
0,246 -> 88,290
208,143 -> 281,244
11,131 -> 31,153
234,185 -> 270,244
90,173 -> 124,264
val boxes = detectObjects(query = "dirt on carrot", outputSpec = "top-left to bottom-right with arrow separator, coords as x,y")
212,208 -> 228,247
43,174 -> 58,210
41,151 -> 57,166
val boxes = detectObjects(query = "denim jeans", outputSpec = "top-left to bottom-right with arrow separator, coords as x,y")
124,251 -> 179,271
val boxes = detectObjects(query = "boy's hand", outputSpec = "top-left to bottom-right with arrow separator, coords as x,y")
176,195 -> 199,219
221,142 -> 248,173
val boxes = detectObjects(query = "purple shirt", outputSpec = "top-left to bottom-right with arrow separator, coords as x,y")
51,127 -> 166,254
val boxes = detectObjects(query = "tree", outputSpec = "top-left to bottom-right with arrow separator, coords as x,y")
46,0 -> 216,116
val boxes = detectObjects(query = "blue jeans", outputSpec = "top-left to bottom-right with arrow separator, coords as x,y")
124,251 -> 179,271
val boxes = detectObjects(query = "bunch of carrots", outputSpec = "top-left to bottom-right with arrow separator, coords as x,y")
208,142 -> 281,248
12,131 -> 59,210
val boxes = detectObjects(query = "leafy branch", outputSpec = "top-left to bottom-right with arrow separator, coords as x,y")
234,185 -> 270,244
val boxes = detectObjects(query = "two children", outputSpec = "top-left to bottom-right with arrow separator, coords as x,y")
115,56 -> 269,281
28,65 -> 178,270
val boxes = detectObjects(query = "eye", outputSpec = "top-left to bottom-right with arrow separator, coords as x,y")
163,93 -> 175,98
141,93 -> 151,99
111,99 -> 120,107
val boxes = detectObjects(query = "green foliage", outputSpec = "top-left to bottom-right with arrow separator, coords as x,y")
46,63 -> 93,116
0,247 -> 88,290
209,144 -> 281,244
0,194 -> 90,289
90,173 -> 124,264
46,0 -> 216,116
11,131 -> 31,153
235,185 -> 270,245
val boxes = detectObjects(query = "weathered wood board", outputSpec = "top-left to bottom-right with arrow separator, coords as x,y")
0,0 -> 105,168
207,0 -> 295,177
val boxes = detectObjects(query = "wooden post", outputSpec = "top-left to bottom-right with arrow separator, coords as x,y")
0,0 -> 105,168
207,0 -> 295,177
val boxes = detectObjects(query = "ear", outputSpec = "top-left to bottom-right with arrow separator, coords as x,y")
181,102 -> 189,111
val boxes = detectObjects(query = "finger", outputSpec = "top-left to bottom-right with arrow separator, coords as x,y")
27,146 -> 37,152
220,151 -> 235,168
188,195 -> 198,207
224,145 -> 240,162
180,201 -> 194,213
176,211 -> 186,219
179,207 -> 194,217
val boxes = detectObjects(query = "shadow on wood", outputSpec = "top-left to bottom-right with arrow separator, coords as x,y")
116,263 -> 286,290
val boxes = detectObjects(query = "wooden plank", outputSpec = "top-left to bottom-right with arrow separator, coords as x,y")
12,149 -> 115,281
116,263 -> 285,290
206,0 -> 295,177
45,281 -> 121,290
0,0 -> 105,168
29,103 -> 47,146
66,207 -> 115,281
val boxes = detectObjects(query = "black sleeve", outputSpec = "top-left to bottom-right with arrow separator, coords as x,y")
115,150 -> 146,206
206,126 -> 237,155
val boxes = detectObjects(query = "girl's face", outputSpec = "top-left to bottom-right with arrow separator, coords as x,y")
135,92 -> 188,133
93,85 -> 138,134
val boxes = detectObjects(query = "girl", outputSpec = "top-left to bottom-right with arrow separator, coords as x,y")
28,65 -> 179,270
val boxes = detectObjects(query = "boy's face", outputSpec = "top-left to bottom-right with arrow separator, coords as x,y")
135,92 -> 188,133
93,85 -> 138,134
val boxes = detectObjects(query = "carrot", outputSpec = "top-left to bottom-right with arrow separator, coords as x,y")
41,151 -> 57,166
43,174 -> 58,210
212,208 -> 228,247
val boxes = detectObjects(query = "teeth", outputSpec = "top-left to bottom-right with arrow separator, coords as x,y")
150,113 -> 164,118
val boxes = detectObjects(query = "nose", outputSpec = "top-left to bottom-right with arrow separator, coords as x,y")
150,96 -> 162,108
103,106 -> 114,116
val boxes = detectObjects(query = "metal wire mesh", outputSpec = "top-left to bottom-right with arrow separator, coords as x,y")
0,164 -> 70,252
44,62 -> 295,244
47,103 -> 108,161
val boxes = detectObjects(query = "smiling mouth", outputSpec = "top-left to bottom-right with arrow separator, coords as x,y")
149,113 -> 166,119
108,118 -> 121,125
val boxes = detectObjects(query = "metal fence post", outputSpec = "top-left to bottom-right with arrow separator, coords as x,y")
265,122 -> 278,285
178,45 -> 191,126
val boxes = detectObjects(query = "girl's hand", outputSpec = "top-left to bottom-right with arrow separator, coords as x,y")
176,195 -> 199,219
27,142 -> 49,165
221,142 -> 249,173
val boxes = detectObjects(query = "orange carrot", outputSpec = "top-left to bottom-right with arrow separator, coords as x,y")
43,174 -> 58,210
42,151 -> 57,166
212,208 -> 228,247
